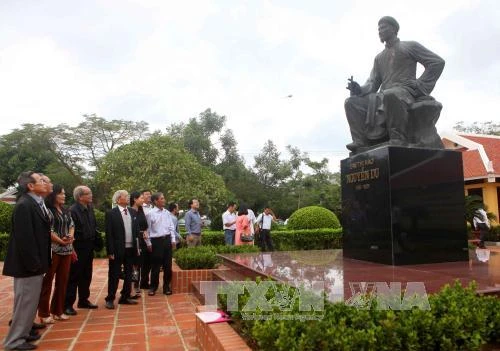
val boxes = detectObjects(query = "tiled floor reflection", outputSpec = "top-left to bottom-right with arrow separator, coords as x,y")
220,247 -> 500,301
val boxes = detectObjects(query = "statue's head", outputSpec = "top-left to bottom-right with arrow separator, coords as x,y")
378,16 -> 399,43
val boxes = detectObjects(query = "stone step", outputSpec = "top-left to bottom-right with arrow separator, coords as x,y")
476,287 -> 500,297
213,269 -> 248,282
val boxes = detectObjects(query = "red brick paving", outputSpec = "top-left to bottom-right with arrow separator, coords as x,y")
0,259 -> 201,351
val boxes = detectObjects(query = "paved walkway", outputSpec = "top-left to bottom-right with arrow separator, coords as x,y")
0,259 -> 200,351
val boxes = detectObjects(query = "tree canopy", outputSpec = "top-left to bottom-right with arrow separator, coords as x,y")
94,134 -> 231,213
454,121 -> 500,136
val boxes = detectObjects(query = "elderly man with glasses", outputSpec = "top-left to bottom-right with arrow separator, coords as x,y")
64,186 -> 100,316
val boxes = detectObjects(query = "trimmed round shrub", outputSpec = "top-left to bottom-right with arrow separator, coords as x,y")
0,202 -> 13,234
287,206 -> 340,230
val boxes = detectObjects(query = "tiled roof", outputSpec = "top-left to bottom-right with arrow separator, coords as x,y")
460,134 -> 500,175
442,133 -> 500,180
461,150 -> 487,178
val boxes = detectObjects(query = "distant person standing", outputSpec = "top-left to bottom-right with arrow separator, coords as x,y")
65,186 -> 99,316
3,172 -> 51,351
222,202 -> 237,245
184,198 -> 202,247
474,207 -> 490,249
255,206 -> 276,251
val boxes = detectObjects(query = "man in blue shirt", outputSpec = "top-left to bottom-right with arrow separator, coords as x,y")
184,198 -> 202,247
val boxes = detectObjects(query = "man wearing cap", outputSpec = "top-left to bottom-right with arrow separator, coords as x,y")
345,16 -> 445,153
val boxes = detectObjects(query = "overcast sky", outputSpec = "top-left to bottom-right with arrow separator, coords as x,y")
0,0 -> 498,172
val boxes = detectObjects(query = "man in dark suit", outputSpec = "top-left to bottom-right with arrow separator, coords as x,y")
3,171 -> 51,351
64,185 -> 100,316
104,190 -> 140,309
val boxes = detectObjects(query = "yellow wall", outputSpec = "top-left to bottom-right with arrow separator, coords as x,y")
465,182 -> 499,225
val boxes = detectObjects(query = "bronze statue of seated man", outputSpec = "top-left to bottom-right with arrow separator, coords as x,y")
344,16 -> 445,154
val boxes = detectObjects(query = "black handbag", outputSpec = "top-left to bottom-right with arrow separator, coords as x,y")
240,234 -> 254,242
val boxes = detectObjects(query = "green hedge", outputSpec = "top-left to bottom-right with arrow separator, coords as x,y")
174,246 -> 220,270
272,229 -> 342,251
0,202 -> 13,234
288,206 -> 341,230
94,209 -> 105,233
220,280 -> 500,351
181,229 -> 343,251
484,226 -> 500,242
0,233 -> 9,260
173,245 -> 260,270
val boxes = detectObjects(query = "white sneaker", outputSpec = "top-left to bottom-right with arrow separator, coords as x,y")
53,314 -> 70,321
40,316 -> 55,324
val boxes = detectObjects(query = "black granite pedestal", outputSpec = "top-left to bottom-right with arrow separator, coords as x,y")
341,146 -> 469,265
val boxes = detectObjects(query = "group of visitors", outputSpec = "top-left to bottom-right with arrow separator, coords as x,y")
0,170 -> 203,350
222,202 -> 277,251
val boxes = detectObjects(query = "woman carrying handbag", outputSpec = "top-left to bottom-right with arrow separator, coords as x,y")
235,206 -> 254,246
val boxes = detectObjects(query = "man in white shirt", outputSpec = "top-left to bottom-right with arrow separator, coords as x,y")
146,192 -> 176,296
255,206 -> 276,251
222,202 -> 237,245
473,208 -> 490,249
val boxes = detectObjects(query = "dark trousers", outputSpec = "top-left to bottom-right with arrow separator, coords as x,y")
478,223 -> 489,246
38,253 -> 72,317
65,245 -> 94,308
150,236 -> 172,292
139,238 -> 152,288
258,229 -> 274,252
106,248 -> 134,302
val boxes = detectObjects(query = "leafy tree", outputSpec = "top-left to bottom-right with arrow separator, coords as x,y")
166,108 -> 227,167
0,124 -> 80,187
0,115 -> 150,188
67,114 -> 150,171
454,121 -> 500,136
253,140 -> 292,188
95,135 -> 231,215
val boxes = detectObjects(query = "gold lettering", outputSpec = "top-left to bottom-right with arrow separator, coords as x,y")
345,167 -> 380,185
